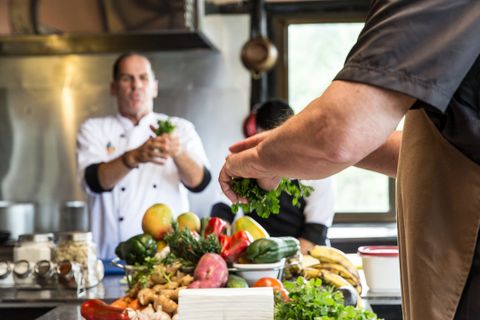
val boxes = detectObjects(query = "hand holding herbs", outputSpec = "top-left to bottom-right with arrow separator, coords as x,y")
231,178 -> 314,218
155,118 -> 175,136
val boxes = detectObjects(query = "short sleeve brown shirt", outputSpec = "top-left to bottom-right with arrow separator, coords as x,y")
335,0 -> 480,163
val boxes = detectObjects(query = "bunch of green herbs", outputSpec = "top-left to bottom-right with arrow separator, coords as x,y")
231,178 -> 314,218
126,256 -> 160,292
163,223 -> 221,269
156,118 -> 176,135
274,277 -> 379,320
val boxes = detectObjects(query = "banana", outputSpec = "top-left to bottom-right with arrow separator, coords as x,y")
312,263 -> 362,294
314,269 -> 352,289
312,262 -> 360,284
303,267 -> 322,280
309,246 -> 358,278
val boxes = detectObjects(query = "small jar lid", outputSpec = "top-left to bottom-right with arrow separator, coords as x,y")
13,260 -> 32,278
358,245 -> 399,257
57,231 -> 92,242
18,233 -> 54,244
0,260 -> 11,279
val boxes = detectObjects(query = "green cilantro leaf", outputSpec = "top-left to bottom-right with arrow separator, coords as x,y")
230,178 -> 314,218
156,118 -> 176,135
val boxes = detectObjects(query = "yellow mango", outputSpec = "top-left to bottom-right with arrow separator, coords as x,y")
233,216 -> 269,240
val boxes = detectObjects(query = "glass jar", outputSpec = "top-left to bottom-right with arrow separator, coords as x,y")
13,259 -> 35,286
34,260 -> 55,287
0,260 -> 14,287
14,233 -> 55,263
55,232 -> 102,288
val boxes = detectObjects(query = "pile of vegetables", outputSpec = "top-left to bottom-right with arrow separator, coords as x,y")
99,202 -> 382,320
231,178 -> 314,218
274,277 -> 380,320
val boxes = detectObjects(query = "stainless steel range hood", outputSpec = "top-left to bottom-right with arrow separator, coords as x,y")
0,0 -> 216,55
0,31 -> 216,56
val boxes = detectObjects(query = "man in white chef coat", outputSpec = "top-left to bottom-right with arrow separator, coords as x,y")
76,52 -> 211,260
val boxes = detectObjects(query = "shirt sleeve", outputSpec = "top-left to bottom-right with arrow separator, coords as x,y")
335,0 -> 480,112
76,119 -> 109,192
301,178 -> 336,227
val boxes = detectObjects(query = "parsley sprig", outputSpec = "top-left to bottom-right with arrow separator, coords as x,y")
156,118 -> 175,135
230,178 -> 314,218
275,277 -> 380,320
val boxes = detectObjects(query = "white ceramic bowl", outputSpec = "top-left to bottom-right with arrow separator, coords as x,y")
358,246 -> 400,293
233,259 -> 285,286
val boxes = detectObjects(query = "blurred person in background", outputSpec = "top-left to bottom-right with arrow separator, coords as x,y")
76,52 -> 211,260
211,100 -> 335,253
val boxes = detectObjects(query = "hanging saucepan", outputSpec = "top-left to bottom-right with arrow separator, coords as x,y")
241,36 -> 278,79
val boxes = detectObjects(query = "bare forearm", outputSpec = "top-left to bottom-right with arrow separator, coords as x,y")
173,152 -> 205,188
98,151 -> 137,189
255,81 -> 413,179
355,130 -> 402,178
299,238 -> 315,255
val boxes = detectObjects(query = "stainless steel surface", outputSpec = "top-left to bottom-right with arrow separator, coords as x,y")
0,275 -> 124,303
0,32 -> 216,56
0,201 -> 35,241
59,201 -> 89,232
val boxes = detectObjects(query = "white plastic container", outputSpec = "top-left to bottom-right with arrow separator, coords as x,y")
358,246 -> 400,293
233,259 -> 285,286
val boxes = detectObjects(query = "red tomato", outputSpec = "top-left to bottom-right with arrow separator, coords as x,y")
253,277 -> 284,290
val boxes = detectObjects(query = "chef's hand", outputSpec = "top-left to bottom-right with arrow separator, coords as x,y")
127,128 -> 181,166
219,131 -> 281,203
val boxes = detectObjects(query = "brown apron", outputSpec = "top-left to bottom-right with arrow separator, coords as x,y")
396,109 -> 480,320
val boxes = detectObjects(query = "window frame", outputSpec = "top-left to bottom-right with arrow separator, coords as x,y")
266,1 -> 396,223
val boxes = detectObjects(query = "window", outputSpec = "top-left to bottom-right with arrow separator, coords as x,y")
280,21 -> 395,222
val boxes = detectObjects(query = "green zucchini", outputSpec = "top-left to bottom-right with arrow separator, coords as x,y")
245,237 -> 299,263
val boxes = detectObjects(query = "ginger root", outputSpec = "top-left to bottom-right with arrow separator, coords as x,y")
137,288 -> 156,306
154,294 -> 178,315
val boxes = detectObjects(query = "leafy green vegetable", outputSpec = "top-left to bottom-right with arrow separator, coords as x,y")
163,223 -> 221,269
156,118 -> 176,135
275,277 -> 380,320
231,178 -> 314,218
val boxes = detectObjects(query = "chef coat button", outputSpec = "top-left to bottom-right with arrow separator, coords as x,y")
121,187 -> 126,192
119,217 -> 124,222
120,134 -> 125,138
153,184 -> 157,189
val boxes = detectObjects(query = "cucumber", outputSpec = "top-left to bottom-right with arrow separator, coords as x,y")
245,237 -> 299,263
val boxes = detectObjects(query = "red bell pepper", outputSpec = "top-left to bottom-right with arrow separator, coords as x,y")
221,230 -> 253,264
81,299 -> 129,320
219,234 -> 231,252
203,217 -> 228,238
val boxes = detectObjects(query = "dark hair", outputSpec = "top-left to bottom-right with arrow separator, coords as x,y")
112,52 -> 150,80
255,99 -> 294,131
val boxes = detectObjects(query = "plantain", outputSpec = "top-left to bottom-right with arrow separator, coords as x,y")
303,267 -> 322,280
315,269 -> 352,289
312,262 -> 362,293
309,246 -> 358,278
